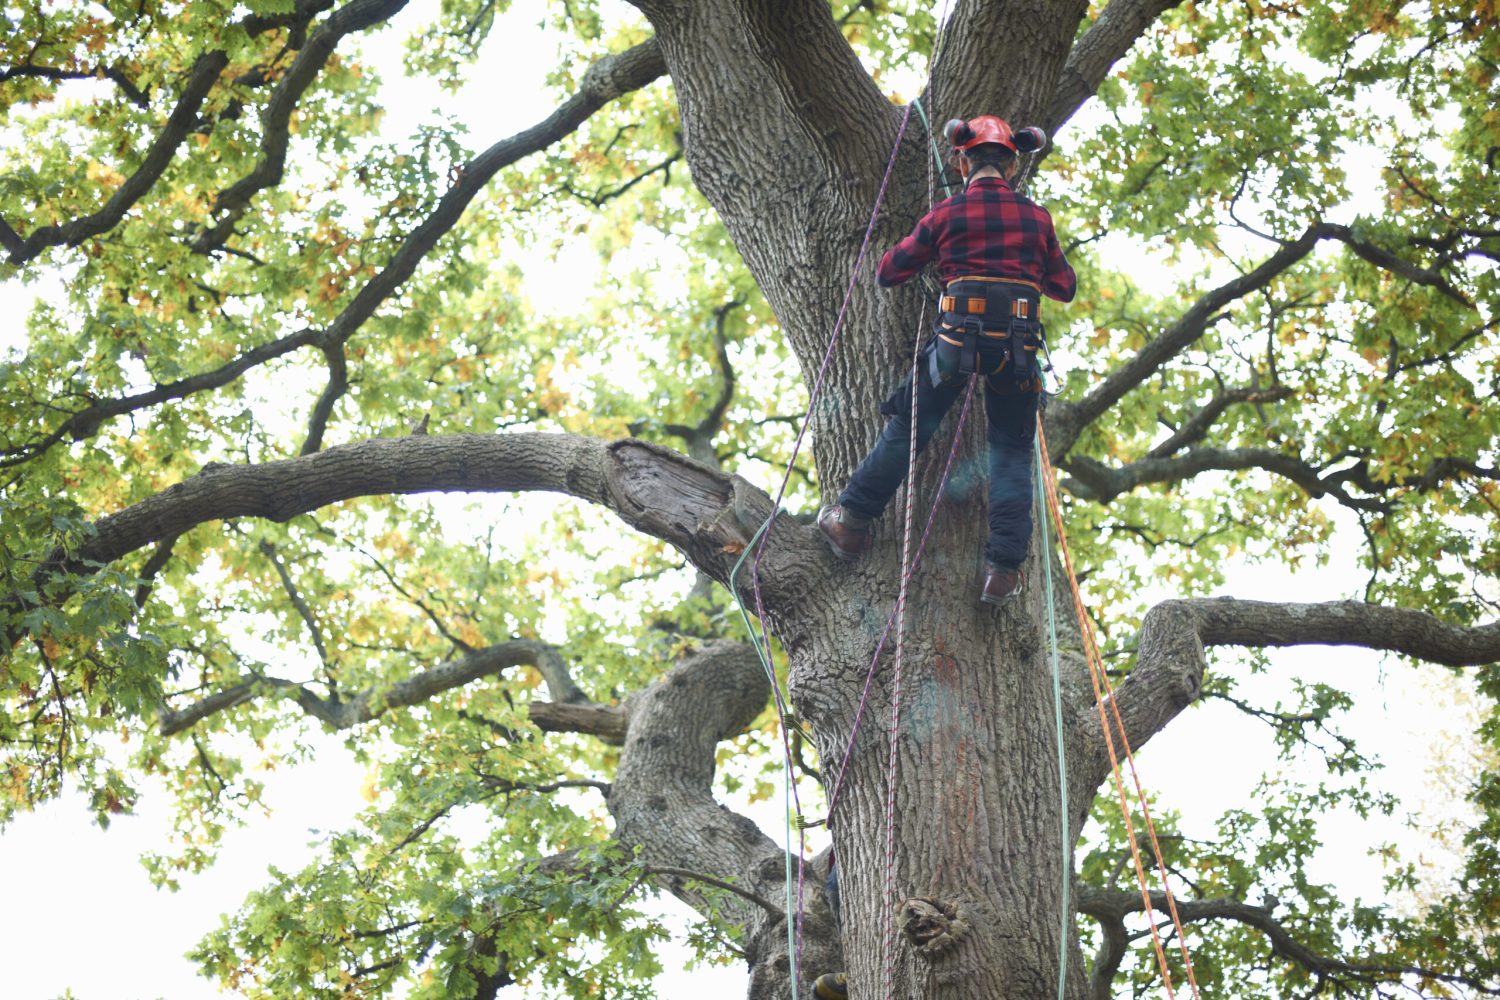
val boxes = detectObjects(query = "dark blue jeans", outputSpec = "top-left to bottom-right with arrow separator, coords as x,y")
838,343 -> 1039,570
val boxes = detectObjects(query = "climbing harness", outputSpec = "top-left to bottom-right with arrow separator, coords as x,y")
931,275 -> 1046,386
1036,418 -> 1202,998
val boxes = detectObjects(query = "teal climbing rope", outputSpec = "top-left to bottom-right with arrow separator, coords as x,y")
729,518 -> 802,1000
1036,421 -> 1071,1000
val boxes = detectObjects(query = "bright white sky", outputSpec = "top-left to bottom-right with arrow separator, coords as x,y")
0,2 -> 1486,998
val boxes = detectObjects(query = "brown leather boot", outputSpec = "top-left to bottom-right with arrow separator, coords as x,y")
817,505 -> 872,561
813,972 -> 848,998
980,563 -> 1023,606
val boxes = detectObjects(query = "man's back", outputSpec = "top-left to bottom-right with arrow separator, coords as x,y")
876,175 -> 1076,301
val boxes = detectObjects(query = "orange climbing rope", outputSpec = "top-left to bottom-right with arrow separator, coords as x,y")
1036,415 -> 1203,998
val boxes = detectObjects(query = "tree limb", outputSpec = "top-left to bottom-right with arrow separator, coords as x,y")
609,639 -> 840,997
1076,885 -> 1500,996
3,50 -> 229,266
1146,385 -> 1295,459
1047,221 -> 1481,459
300,341 -> 349,455
1,0 -> 340,266
1061,448 -> 1496,510
3,432 -> 822,653
157,638 -> 592,736
190,0 -> 414,255
1,38 -> 665,466
0,326 -> 323,469
258,539 -> 331,666
0,62 -> 151,107
1048,0 -> 1185,131
1046,224 -> 1336,458
1326,222 -> 1474,308
1087,598 -> 1500,783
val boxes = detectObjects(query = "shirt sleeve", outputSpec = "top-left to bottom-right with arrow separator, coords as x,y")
1039,208 -> 1077,303
876,208 -> 940,287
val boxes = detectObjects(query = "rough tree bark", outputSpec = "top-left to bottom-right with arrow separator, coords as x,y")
631,1 -> 1126,996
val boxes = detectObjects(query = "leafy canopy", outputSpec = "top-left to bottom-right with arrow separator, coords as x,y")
1,0 -> 1497,996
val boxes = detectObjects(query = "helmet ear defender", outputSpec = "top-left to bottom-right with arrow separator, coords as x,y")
943,118 -> 974,148
1012,126 -> 1047,153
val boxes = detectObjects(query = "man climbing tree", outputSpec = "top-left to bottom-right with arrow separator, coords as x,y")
2,1 -> 1498,999
818,113 -> 1076,608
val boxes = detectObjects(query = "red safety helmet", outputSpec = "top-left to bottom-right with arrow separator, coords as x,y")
945,114 -> 1017,154
943,115 -> 1048,176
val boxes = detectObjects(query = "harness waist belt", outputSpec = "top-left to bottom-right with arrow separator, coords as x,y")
940,276 -> 1042,327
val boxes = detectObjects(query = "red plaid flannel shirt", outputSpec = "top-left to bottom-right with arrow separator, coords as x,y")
876,176 -> 1077,302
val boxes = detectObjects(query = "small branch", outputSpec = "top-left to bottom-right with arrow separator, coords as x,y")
1146,385 -> 1295,459
641,865 -> 783,918
560,151 -> 681,207
1047,224 -> 1335,458
1325,222 -> 1474,308
0,62 -> 151,107
190,0 -> 412,255
258,539 -> 331,666
300,341 -> 349,455
1062,448 -> 1497,510
133,533 -> 180,608
0,325 -> 322,469
156,635 -> 599,737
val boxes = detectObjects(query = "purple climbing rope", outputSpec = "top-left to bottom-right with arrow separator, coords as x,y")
744,102 -> 913,981
823,374 -> 978,817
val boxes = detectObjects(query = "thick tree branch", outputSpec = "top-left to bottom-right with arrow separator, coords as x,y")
3,433 -> 823,653
190,0 -> 413,255
157,638 -> 591,736
1048,0 -> 1185,131
0,62 -> 151,106
1085,598 -> 1500,784
3,51 -> 229,266
609,639 -> 840,997
731,0 -> 889,169
1062,448 -> 1496,510
1077,885 -> 1500,996
1,38 -> 665,466
528,700 -> 628,744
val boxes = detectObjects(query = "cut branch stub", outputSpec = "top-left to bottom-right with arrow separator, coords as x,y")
899,896 -> 972,957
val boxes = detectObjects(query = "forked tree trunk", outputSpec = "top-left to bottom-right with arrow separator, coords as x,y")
616,1 -> 1101,994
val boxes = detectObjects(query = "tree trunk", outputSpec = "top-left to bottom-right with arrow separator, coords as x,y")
633,1 -> 1106,994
